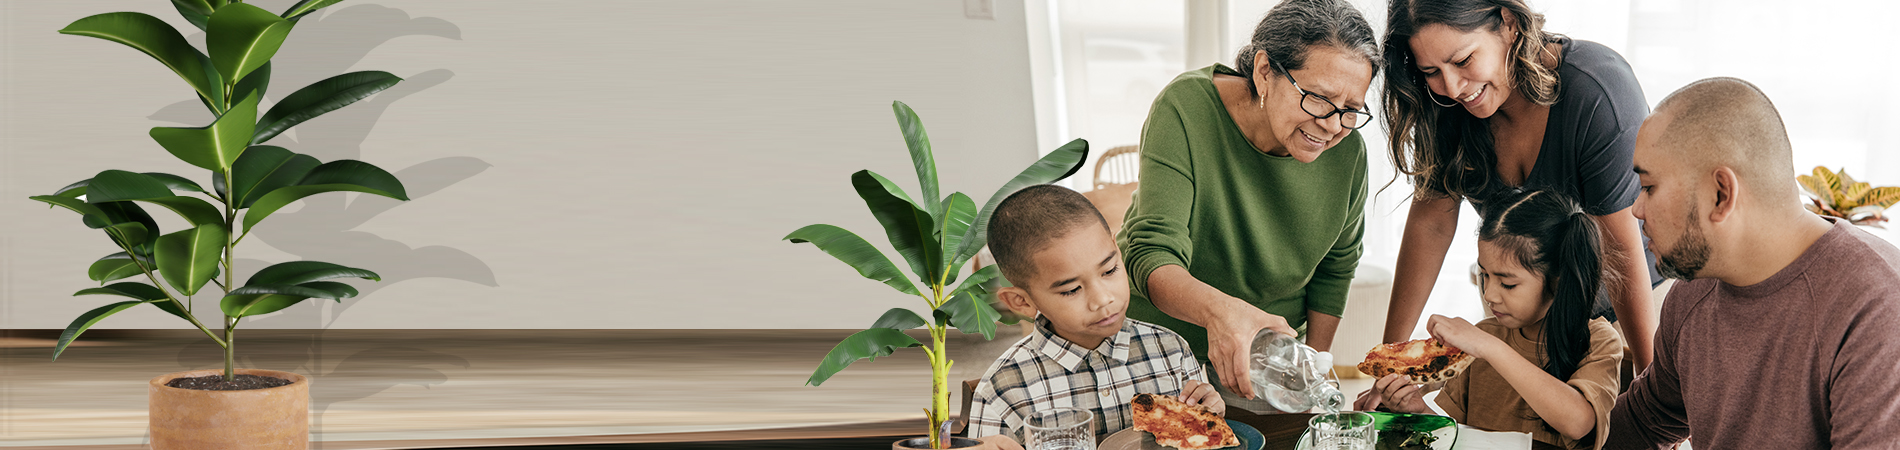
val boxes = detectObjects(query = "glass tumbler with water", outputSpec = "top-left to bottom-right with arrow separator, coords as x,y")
1249,329 -> 1346,413
1308,411 -> 1375,450
1026,407 -> 1095,450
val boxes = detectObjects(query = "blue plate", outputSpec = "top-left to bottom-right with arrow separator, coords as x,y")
1099,419 -> 1263,450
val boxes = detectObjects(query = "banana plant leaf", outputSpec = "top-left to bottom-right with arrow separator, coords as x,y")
948,264 -> 1003,300
933,290 -> 1001,340
891,101 -> 941,219
155,224 -> 227,296
936,193 -> 975,286
806,328 -> 922,387
58,12 -> 218,106
870,307 -> 928,330
242,160 -> 408,234
252,71 -> 403,145
172,0 -> 213,30
207,3 -> 291,86
246,260 -> 380,285
851,170 -> 938,286
151,92 -> 260,172
229,145 -> 321,208
784,224 -> 921,297
87,252 -> 151,284
948,138 -> 1089,276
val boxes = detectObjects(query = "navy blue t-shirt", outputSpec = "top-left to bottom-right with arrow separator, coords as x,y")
1464,37 -> 1662,318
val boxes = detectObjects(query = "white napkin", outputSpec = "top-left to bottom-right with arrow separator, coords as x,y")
1451,424 -> 1532,450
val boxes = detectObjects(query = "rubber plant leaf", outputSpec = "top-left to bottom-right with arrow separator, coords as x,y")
252,71 -> 402,145
869,307 -> 929,330
58,12 -> 218,106
134,196 -> 225,228
54,300 -> 146,361
150,92 -> 261,172
29,195 -> 109,225
951,138 -> 1090,272
206,2 -> 291,86
104,222 -> 152,256
84,170 -> 174,203
806,328 -> 922,387
155,224 -> 227,297
784,224 -> 921,296
141,173 -> 208,194
242,159 -> 408,233
282,0 -> 347,21
246,260 -> 381,285
231,282 -> 354,300
891,101 -> 941,219
852,170 -> 939,286
72,282 -> 190,321
221,293 -> 312,318
87,252 -> 152,285
229,145 -> 321,208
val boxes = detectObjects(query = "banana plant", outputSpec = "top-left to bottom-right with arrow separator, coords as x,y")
787,101 -> 1088,449
32,0 -> 408,382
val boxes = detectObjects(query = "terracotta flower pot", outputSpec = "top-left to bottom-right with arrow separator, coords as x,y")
893,436 -> 983,449
149,369 -> 309,450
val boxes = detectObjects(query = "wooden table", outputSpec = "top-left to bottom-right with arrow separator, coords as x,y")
1222,407 -> 1563,450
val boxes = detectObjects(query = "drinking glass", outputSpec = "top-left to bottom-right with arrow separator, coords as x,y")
1025,407 -> 1095,450
1307,411 -> 1374,450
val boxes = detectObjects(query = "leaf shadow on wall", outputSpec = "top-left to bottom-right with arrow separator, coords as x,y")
154,4 -> 494,444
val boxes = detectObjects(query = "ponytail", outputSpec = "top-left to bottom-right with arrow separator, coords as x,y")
1540,208 -> 1598,380
1477,190 -> 1606,381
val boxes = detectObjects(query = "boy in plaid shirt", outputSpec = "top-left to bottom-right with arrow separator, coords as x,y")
969,185 -> 1221,449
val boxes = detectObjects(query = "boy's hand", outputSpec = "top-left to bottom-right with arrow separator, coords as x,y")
1426,314 -> 1502,359
1178,379 -> 1226,416
1352,386 -> 1382,411
974,434 -> 1025,450
1373,374 -> 1430,414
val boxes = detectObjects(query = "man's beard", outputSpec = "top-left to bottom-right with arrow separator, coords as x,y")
1656,203 -> 1711,280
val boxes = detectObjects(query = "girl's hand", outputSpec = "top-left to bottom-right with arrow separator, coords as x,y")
1373,374 -> 1430,414
1352,387 -> 1382,411
1178,379 -> 1227,416
1426,314 -> 1502,359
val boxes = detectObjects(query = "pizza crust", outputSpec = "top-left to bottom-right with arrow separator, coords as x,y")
1131,393 -> 1239,450
1357,338 -> 1475,383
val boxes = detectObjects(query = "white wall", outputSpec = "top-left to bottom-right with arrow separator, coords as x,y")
2,1 -> 1041,329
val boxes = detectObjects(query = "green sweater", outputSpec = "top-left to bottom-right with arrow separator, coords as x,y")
1118,64 -> 1367,359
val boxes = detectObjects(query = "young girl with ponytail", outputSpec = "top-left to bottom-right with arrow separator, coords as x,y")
1359,189 -> 1623,450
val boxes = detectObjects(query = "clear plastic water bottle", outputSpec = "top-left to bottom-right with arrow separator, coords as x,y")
1248,328 -> 1346,413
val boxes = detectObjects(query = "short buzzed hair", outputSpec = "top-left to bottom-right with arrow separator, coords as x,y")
987,185 -> 1110,285
1651,77 -> 1799,205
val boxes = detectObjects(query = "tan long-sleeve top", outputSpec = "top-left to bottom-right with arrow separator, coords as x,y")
1435,317 -> 1623,450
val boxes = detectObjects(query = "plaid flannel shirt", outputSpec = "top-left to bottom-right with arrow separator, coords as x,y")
968,316 -> 1206,442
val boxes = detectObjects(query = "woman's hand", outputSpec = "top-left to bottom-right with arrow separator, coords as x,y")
1206,302 -> 1297,399
1372,374 -> 1431,414
1426,314 -> 1503,359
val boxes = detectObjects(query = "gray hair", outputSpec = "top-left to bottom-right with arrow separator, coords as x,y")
1235,0 -> 1383,97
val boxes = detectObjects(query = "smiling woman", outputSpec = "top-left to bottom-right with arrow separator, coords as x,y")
1377,0 -> 1664,372
1116,0 -> 1380,414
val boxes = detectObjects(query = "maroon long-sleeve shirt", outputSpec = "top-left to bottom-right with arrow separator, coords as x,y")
1606,219 -> 1900,449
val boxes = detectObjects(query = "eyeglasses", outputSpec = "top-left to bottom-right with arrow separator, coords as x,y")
1271,60 -> 1373,130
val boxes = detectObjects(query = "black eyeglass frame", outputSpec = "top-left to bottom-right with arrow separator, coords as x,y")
1269,60 -> 1374,130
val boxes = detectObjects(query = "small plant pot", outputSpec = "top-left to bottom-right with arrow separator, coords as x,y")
149,369 -> 309,450
893,436 -> 983,449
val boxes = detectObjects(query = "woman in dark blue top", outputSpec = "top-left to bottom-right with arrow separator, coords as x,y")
1377,0 -> 1661,370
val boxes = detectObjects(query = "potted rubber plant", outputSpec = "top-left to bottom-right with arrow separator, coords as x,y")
32,1 -> 408,447
787,101 -> 1088,449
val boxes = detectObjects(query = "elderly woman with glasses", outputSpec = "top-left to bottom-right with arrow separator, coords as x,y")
1117,0 -> 1380,412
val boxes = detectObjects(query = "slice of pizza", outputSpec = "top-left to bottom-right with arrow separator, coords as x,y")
1357,338 -> 1475,383
1131,392 -> 1239,450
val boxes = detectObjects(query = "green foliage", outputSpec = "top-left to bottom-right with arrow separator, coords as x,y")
37,0 -> 406,382
785,101 -> 1088,447
1799,166 -> 1900,227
